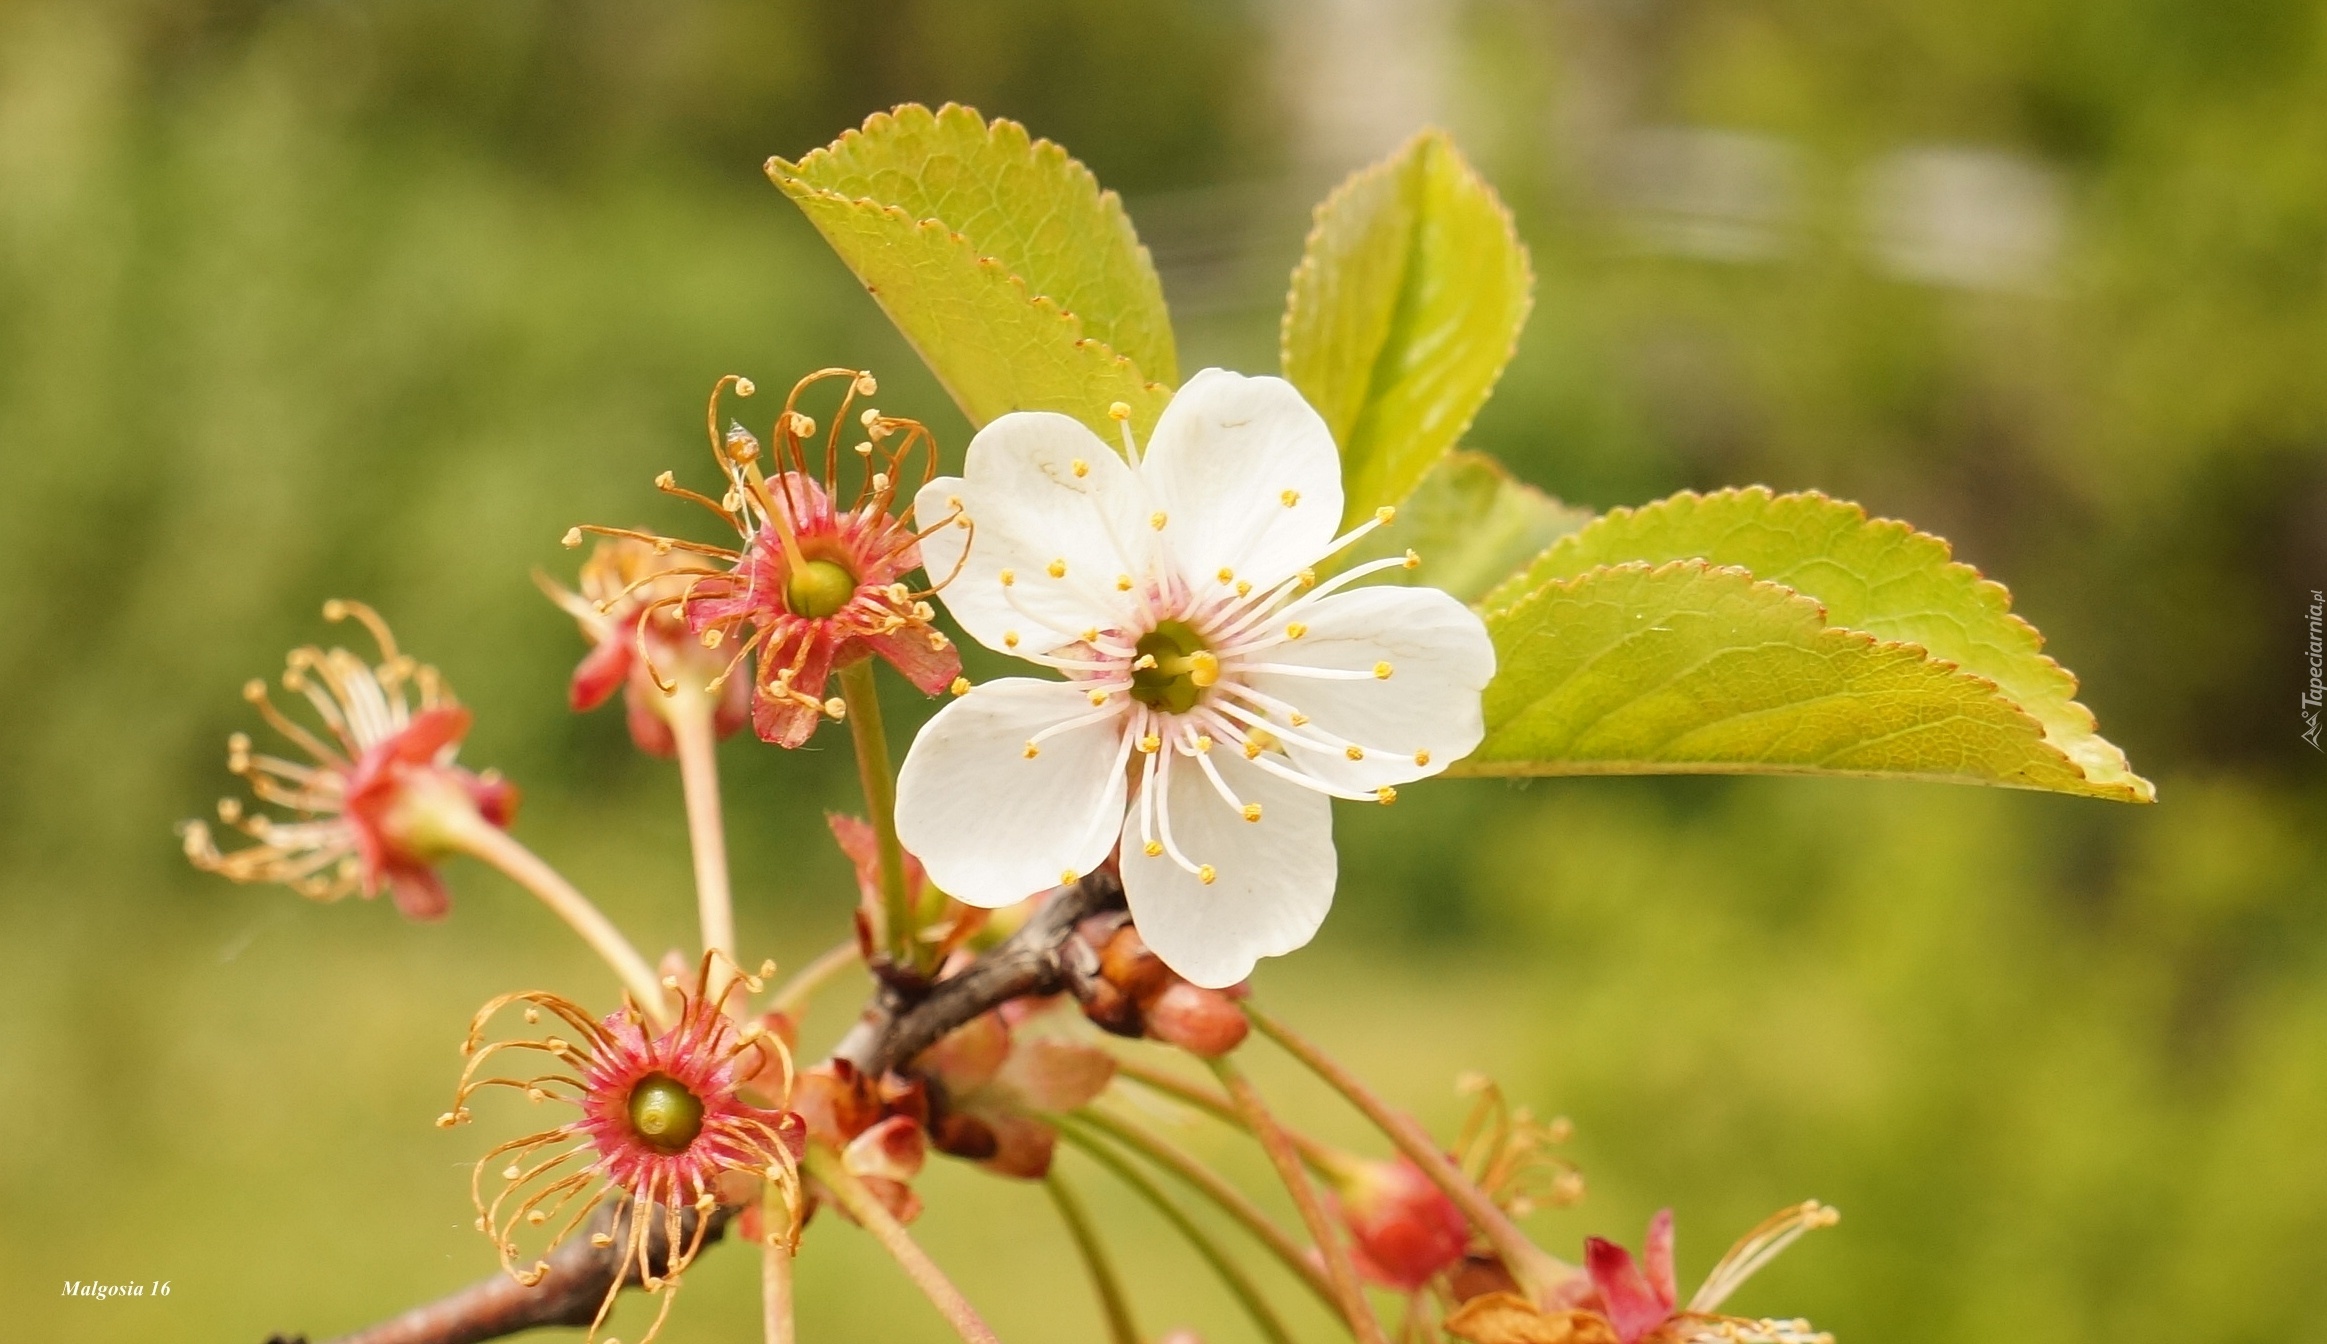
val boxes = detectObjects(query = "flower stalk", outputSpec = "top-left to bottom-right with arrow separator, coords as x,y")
444,812 -> 669,1023
1066,1108 -> 1339,1312
1045,1169 -> 1141,1344
802,1142 -> 998,1344
1207,1057 -> 1388,1344
668,684 -> 738,1000
1060,1123 -> 1297,1344
760,1187 -> 797,1344
837,658 -> 916,967
1243,1005 -> 1574,1302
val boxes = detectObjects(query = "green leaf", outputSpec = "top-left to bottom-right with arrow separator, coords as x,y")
1460,560 -> 2114,796
1338,450 -> 1593,604
1281,131 -> 1532,527
1479,487 -> 2151,801
769,104 -> 1173,438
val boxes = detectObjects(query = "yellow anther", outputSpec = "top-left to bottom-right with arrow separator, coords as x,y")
823,697 -> 847,719
871,471 -> 891,493
1150,511 -> 1169,530
1375,786 -> 1398,805
1414,749 -> 1431,766
1216,567 -> 1235,584
790,412 -> 816,438
654,469 -> 676,488
1047,559 -> 1068,579
1375,505 -> 1396,524
1281,489 -> 1300,507
1071,458 -> 1089,478
1194,734 -> 1214,753
1108,401 -> 1132,421
950,677 -> 972,696
1000,568 -> 1016,586
928,631 -> 950,650
1241,803 -> 1263,822
561,527 -> 583,549
1138,733 -> 1161,753
1133,654 -> 1158,670
853,441 -> 874,457
1061,868 -> 1080,885
1087,688 -> 1110,706
1080,627 -> 1100,643
854,372 -> 879,396
1344,745 -> 1365,760
1373,661 -> 1394,679
701,628 -> 724,649
1198,865 -> 1217,885
735,376 -> 757,397
1143,840 -> 1164,857
1188,650 -> 1220,688
1286,622 -> 1309,639
1290,712 -> 1310,727
1297,567 -> 1317,588
1236,580 -> 1252,597
1023,742 -> 1041,759
1116,574 -> 1134,591
1402,548 -> 1421,570
1005,631 -> 1021,649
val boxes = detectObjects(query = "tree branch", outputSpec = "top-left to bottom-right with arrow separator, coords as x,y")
276,873 -> 1123,1344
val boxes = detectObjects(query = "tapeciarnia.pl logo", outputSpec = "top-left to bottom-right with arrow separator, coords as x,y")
2304,589 -> 2324,751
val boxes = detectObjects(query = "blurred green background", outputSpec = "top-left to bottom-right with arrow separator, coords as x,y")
4,1 -> 2323,1341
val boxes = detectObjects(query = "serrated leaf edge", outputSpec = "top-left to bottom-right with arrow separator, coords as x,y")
1480,485 -> 2152,801
771,102 -> 1175,383
766,182 -> 1170,427
1458,557 -> 2147,801
1280,129 -> 1535,513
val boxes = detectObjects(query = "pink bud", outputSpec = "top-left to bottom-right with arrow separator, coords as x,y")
1328,1157 -> 1472,1292
1142,981 -> 1249,1057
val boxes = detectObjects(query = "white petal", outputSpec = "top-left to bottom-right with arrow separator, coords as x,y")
1138,369 -> 1343,594
1120,745 -> 1335,989
918,413 -> 1157,656
896,678 -> 1129,907
1237,584 -> 1493,791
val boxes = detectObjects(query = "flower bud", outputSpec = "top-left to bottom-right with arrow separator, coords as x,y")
1076,923 -> 1248,1056
1322,1155 -> 1472,1291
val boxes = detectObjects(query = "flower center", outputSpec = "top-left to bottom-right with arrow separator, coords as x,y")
1130,619 -> 1219,714
626,1073 -> 705,1154
784,557 -> 857,619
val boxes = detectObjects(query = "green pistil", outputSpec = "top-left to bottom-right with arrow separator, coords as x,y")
627,1073 -> 705,1154
1131,620 -> 1215,714
786,557 -> 857,619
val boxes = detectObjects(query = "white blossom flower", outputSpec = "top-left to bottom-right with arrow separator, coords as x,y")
893,369 -> 1494,988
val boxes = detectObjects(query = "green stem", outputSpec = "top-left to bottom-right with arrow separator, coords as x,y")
1061,1124 -> 1297,1344
1069,1108 -> 1339,1313
449,815 -> 669,1024
1114,1056 -> 1339,1171
1206,1059 -> 1387,1344
1045,1169 -> 1141,1344
1243,1005 -> 1575,1302
837,658 -> 914,967
804,1144 -> 998,1344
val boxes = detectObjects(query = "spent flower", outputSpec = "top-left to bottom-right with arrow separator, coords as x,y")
180,600 -> 515,920
1446,1203 -> 1841,1344
565,369 -> 961,750
541,536 -> 751,755
439,955 -> 805,1343
896,369 -> 1495,987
